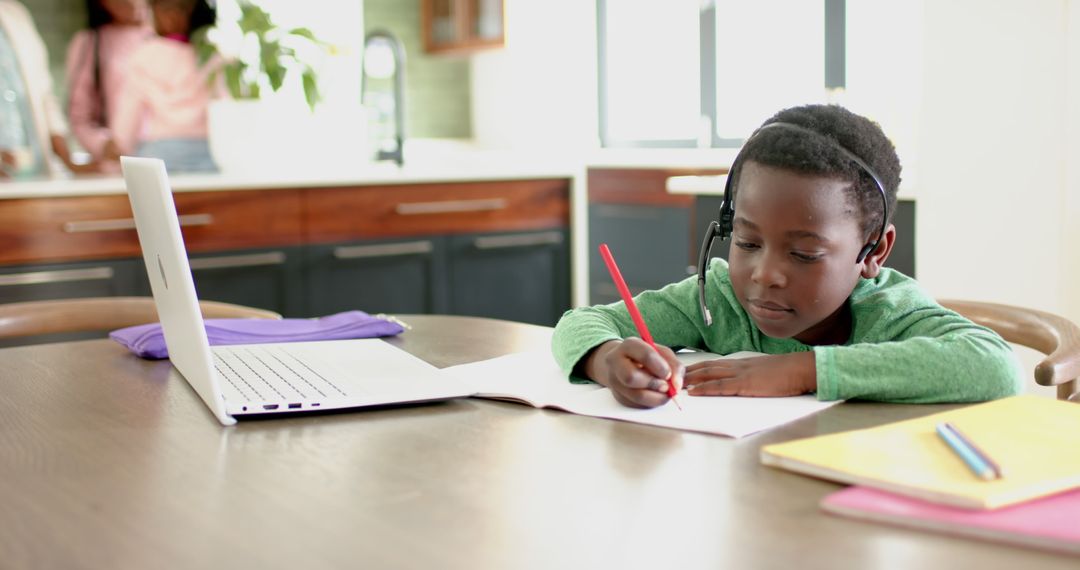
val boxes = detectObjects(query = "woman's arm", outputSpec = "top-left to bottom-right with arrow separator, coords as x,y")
65,30 -> 110,157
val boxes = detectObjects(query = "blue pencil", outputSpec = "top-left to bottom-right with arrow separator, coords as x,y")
942,421 -> 1004,479
935,422 -> 998,481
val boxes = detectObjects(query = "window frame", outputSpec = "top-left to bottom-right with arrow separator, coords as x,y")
596,0 -> 846,149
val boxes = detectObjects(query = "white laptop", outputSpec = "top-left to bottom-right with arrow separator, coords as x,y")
120,156 -> 471,426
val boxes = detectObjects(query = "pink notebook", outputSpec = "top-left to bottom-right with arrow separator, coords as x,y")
821,486 -> 1080,555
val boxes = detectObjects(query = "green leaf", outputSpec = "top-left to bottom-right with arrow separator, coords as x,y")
223,62 -> 244,99
191,27 -> 215,66
238,2 -> 273,35
302,69 -> 320,111
266,63 -> 286,92
259,39 -> 287,92
258,39 -> 278,71
288,27 -> 316,42
205,68 -> 219,90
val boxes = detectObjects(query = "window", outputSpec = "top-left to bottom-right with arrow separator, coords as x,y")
597,0 -> 845,148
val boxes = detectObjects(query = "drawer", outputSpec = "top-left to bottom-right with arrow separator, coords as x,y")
304,179 -> 570,242
173,190 -> 303,253
588,168 -> 724,207
0,190 -> 303,265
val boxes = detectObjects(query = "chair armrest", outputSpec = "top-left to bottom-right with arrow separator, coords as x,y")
939,299 -> 1080,389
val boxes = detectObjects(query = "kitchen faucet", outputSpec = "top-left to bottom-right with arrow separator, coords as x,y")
361,30 -> 406,166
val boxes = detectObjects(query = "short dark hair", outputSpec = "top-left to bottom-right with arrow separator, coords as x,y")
149,0 -> 216,34
85,0 -> 112,28
731,104 -> 902,239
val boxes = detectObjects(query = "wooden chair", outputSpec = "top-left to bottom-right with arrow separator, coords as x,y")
0,296 -> 281,342
940,299 -> 1080,402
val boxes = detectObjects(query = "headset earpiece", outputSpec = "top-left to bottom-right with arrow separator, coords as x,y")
856,243 -> 875,264
717,199 -> 733,240
716,167 -> 736,240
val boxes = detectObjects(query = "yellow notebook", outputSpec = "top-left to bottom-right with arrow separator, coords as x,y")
760,396 -> 1080,509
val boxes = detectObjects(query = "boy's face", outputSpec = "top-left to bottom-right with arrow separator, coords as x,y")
727,161 -> 869,345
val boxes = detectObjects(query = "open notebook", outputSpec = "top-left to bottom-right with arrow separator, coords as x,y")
441,350 -> 841,438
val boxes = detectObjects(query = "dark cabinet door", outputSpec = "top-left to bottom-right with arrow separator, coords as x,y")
0,258 -> 145,303
588,203 -> 692,305
447,230 -> 569,326
178,247 -> 304,317
304,238 -> 447,317
0,258 -> 146,347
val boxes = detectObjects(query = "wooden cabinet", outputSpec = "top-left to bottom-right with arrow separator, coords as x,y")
304,237 -> 448,316
0,178 -> 571,326
0,189 -> 306,315
0,190 -> 303,266
421,0 -> 504,54
303,179 -> 572,326
185,247 -> 306,317
0,258 -> 145,304
447,229 -> 568,325
587,168 -> 720,305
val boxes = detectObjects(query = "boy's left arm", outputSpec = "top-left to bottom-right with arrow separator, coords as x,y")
813,307 -> 1024,403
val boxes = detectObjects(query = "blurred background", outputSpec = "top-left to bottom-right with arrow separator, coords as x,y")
5,0 -> 1079,396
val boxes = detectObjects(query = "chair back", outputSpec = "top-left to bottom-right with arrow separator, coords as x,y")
940,299 -> 1080,402
0,296 -> 281,342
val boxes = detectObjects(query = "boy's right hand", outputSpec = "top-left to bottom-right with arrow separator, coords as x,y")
584,339 -> 685,409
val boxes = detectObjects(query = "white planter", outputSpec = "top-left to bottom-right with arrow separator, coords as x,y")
208,99 -> 368,174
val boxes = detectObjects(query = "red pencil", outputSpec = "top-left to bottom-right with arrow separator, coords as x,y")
598,243 -> 682,410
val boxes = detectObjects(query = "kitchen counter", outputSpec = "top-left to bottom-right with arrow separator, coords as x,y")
0,145 -> 748,198
0,160 -> 581,199
0,149 -> 743,312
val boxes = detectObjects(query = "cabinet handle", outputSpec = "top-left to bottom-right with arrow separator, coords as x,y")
188,251 -> 286,271
62,213 -> 213,233
473,231 -> 563,250
0,266 -> 114,287
333,240 -> 434,259
593,204 -> 662,220
394,198 -> 508,215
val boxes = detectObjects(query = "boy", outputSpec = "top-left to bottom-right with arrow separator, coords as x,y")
552,104 -> 1022,408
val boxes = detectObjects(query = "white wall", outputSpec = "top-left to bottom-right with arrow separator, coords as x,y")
1065,0 -> 1080,324
470,0 -> 598,150
916,0 -> 1069,323
470,0 -> 1080,332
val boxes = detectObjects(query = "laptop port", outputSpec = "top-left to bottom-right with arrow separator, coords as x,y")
311,403 -> 321,407
263,404 -> 279,410
288,403 -> 301,409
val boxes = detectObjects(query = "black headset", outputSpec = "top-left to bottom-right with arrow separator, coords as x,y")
695,121 -> 890,326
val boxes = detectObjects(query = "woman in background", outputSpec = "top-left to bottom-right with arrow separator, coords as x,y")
65,0 -> 151,168
1,0 -> 98,178
112,0 -> 218,173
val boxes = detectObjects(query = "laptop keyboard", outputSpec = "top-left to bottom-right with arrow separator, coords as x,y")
212,345 -> 349,403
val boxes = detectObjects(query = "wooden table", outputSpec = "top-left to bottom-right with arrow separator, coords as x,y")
1,315 -> 1074,569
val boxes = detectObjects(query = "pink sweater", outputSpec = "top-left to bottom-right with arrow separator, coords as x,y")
112,36 -> 217,155
65,24 -> 151,158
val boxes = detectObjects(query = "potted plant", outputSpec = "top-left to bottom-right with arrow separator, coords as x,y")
192,1 -> 334,172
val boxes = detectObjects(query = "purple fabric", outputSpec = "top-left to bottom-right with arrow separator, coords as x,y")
110,311 -> 405,359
